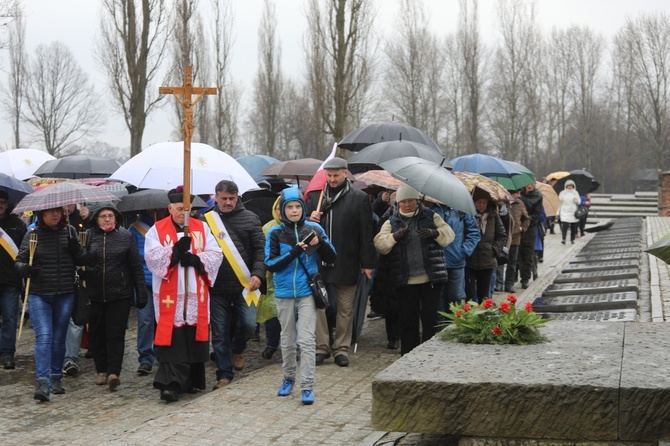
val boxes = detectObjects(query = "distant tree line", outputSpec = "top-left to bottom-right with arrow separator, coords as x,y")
2,0 -> 670,193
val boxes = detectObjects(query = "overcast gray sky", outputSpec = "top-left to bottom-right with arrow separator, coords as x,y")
4,0 -> 669,155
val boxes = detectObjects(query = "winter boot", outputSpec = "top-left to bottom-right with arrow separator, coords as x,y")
34,378 -> 50,402
51,375 -> 65,395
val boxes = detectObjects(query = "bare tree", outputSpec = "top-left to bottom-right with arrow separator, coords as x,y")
304,0 -> 377,154
545,28 -> 574,169
488,0 -> 540,161
458,0 -> 485,154
247,0 -> 284,157
95,0 -> 170,157
1,2 -> 26,148
0,0 -> 21,49
383,0 -> 444,144
613,13 -> 670,170
210,0 -> 241,154
567,25 -> 604,172
23,42 -> 103,157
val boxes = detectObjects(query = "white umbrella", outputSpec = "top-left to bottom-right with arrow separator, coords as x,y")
0,148 -> 56,180
108,142 -> 258,195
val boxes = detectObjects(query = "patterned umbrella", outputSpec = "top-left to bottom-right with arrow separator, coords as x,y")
453,171 -> 513,203
11,182 -> 120,214
354,170 -> 404,190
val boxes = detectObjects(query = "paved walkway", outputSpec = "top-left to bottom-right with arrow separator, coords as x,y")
0,218 -> 666,445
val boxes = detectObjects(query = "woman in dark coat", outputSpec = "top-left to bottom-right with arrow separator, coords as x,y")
465,189 -> 507,303
84,202 -> 147,391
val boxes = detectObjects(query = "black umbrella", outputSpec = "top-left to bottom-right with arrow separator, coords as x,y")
33,155 -> 122,179
552,169 -> 600,194
241,189 -> 279,226
0,172 -> 33,205
347,140 -> 449,174
116,189 -> 207,213
351,273 -> 371,353
338,121 -> 440,152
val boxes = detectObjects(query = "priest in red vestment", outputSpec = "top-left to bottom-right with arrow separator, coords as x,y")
145,188 -> 222,402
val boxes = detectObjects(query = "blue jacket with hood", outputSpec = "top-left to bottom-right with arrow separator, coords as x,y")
264,188 -> 336,299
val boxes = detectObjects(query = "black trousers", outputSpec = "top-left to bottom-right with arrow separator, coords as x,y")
561,222 -> 578,242
397,282 -> 441,355
519,226 -> 536,282
504,245 -> 520,289
89,298 -> 132,376
465,267 -> 493,303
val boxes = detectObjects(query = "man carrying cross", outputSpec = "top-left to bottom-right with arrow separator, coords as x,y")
144,187 -> 222,402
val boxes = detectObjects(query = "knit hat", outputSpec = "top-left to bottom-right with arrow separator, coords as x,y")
396,184 -> 420,202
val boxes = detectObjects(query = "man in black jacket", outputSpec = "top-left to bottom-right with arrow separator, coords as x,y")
307,158 -> 376,367
0,190 -> 26,369
519,182 -> 543,289
205,180 -> 266,389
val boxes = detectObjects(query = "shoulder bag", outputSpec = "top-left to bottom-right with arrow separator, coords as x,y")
298,257 -> 329,309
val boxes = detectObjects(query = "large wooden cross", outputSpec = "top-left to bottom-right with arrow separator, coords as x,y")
159,66 -> 216,317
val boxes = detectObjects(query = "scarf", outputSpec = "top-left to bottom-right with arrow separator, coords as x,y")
320,180 -> 351,241
475,211 -> 488,235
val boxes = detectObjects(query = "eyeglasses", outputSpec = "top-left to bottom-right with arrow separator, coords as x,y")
98,214 -> 116,220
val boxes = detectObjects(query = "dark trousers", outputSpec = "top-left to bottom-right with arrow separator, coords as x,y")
384,292 -> 400,342
465,267 -> 493,303
519,226 -> 536,282
89,298 -> 132,376
397,282 -> 441,355
578,216 -> 587,235
504,245 -> 520,289
562,222 -> 578,242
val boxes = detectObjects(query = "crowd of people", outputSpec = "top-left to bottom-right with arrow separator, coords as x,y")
0,159 -> 592,405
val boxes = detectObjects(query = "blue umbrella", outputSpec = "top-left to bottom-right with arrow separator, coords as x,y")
450,153 -> 532,190
0,172 -> 33,206
235,155 -> 281,182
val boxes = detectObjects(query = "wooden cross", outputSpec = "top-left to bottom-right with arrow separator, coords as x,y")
162,295 -> 175,309
160,66 -> 216,319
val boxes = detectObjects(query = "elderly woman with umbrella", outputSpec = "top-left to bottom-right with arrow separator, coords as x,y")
373,184 -> 454,355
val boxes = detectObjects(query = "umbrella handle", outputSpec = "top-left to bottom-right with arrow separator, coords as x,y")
316,188 -> 325,213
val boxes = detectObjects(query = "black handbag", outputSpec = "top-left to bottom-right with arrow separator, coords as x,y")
574,206 -> 588,219
298,258 -> 329,309
496,246 -> 509,266
72,271 -> 90,326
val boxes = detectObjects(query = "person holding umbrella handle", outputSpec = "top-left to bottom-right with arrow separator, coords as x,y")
15,206 -> 85,402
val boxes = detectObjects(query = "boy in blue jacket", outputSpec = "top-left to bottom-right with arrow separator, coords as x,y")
265,188 -> 336,405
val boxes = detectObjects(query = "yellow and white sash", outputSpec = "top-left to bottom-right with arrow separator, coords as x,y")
0,228 -> 19,260
131,221 -> 151,237
205,212 -> 260,307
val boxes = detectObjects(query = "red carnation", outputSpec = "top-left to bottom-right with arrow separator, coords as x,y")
493,327 -> 502,336
463,303 -> 471,312
525,302 -> 533,312
483,299 -> 494,309
456,311 -> 463,318
507,295 -> 517,304
500,302 -> 510,313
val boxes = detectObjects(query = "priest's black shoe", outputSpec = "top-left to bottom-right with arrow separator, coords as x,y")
160,389 -> 180,403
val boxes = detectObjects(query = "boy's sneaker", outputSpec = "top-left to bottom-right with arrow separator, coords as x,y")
63,361 -> 79,377
301,389 -> 314,405
277,379 -> 294,397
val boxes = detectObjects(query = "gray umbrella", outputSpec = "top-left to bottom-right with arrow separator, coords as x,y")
116,189 -> 207,213
347,140 -> 450,174
351,273 -> 371,353
380,156 -> 476,215
338,121 -> 441,152
33,155 -> 121,179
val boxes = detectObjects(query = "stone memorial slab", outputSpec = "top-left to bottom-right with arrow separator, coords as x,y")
571,253 -> 639,263
579,246 -> 640,255
532,291 -> 638,312
544,279 -> 639,296
584,242 -> 640,251
562,260 -> 640,273
540,309 -> 637,321
554,269 -> 638,283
